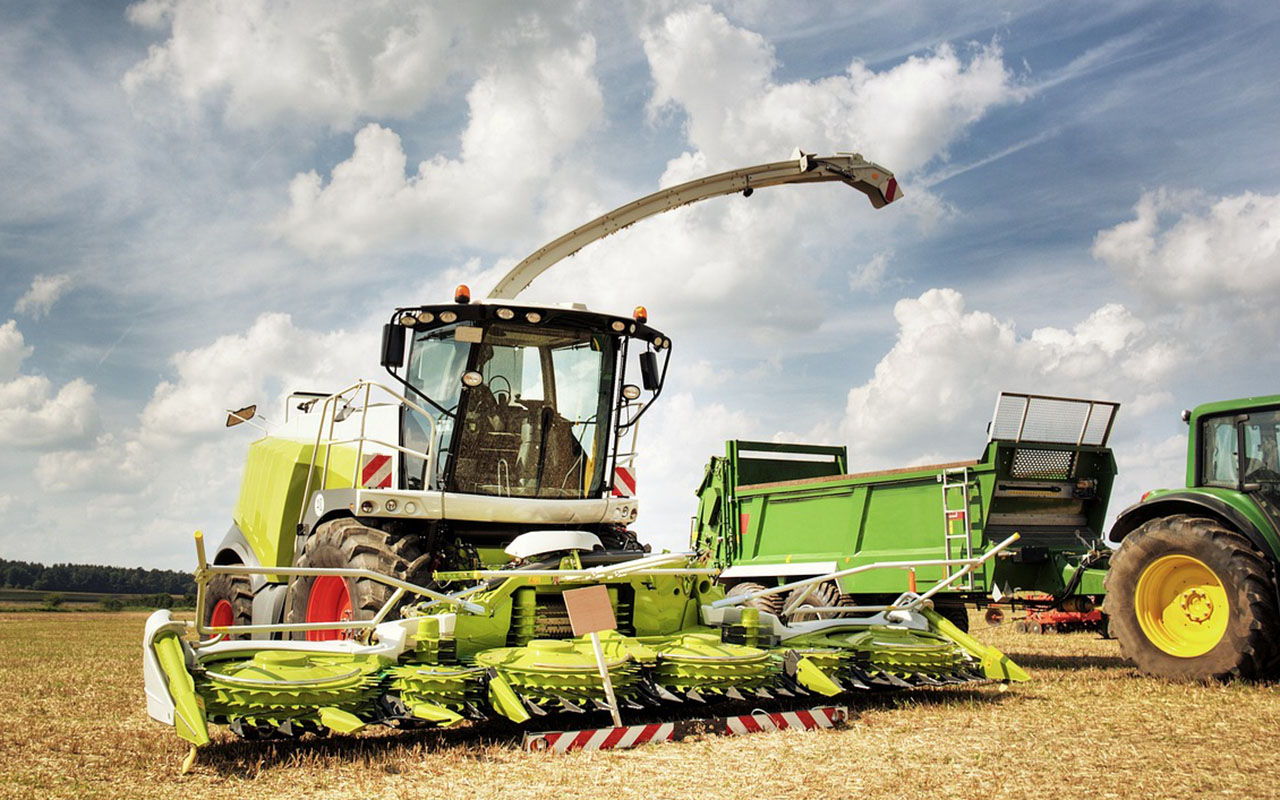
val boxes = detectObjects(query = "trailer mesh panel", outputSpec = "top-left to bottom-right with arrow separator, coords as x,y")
1010,448 -> 1075,479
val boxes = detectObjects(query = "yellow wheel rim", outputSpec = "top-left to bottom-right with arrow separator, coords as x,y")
1134,554 -> 1229,657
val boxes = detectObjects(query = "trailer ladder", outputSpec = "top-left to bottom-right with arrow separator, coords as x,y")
938,467 -> 974,591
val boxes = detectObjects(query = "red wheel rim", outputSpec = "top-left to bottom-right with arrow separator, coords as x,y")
306,576 -> 354,641
210,599 -> 234,628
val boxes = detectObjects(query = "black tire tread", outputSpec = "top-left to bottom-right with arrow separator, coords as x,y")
1104,514 -> 1280,680
204,571 -> 253,638
283,518 -> 431,637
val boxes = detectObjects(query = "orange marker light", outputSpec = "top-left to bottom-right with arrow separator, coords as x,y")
633,305 -> 648,324
454,284 -> 471,304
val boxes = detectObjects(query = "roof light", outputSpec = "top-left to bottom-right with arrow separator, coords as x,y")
398,313 -> 418,326
622,385 -> 642,400
611,321 -> 626,332
454,284 -> 471,304
439,311 -> 457,323
416,310 -> 435,324
496,308 -> 515,320
633,305 -> 648,324
525,311 -> 542,323
653,336 -> 663,347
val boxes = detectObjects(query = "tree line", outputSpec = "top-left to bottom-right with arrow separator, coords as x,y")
0,557 -> 195,595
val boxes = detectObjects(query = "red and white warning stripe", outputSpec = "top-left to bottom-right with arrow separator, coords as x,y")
525,722 -> 675,753
723,706 -> 844,735
522,706 -> 848,753
360,453 -> 393,489
611,465 -> 636,498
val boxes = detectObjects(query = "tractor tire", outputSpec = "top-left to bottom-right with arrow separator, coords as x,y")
204,572 -> 253,638
1104,514 -> 1280,680
722,581 -> 783,618
284,518 -> 431,642
785,581 -> 842,623
934,602 -> 970,634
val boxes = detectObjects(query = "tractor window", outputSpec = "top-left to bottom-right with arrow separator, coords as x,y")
1241,410 -> 1280,493
402,325 -> 471,489
1202,416 -> 1238,487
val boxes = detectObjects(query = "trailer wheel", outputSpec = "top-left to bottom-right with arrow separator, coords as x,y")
204,572 -> 253,638
722,582 -> 783,617
934,603 -> 970,633
786,581 -> 842,622
1105,515 -> 1280,680
284,518 -> 430,642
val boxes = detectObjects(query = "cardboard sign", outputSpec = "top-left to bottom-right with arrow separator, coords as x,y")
563,585 -> 617,637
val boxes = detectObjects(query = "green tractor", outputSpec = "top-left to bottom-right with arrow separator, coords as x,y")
1105,395 -> 1280,680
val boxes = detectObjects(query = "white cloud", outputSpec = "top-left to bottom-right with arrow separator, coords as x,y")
275,36 -> 603,257
848,250 -> 894,292
839,288 -> 1180,469
140,312 -> 375,443
640,5 -> 1027,175
123,0 -> 454,130
0,320 -> 33,378
1093,188 -> 1280,301
14,274 -> 71,318
0,320 -> 98,448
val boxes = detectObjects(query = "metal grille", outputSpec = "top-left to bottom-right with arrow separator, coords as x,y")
1011,448 -> 1075,479
534,596 -> 573,638
989,392 -> 1119,446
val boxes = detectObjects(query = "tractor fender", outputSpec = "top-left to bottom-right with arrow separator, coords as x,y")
1108,492 -> 1277,561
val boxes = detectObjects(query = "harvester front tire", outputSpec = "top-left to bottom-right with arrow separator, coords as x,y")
284,518 -> 431,641
1105,515 -> 1279,680
204,572 -> 253,638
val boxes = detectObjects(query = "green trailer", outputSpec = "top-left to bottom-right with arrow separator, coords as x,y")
692,392 -> 1120,629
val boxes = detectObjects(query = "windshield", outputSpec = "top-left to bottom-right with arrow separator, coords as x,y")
403,321 -> 616,498
1202,409 -> 1280,506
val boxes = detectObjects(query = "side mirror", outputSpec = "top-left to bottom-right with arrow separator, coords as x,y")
381,323 -> 406,368
639,351 -> 660,391
226,405 -> 257,428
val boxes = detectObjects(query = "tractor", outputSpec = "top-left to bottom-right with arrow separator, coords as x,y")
1105,395 -> 1280,679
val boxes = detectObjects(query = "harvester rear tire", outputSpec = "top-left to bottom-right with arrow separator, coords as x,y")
1105,515 -> 1280,680
204,572 -> 253,638
284,518 -> 431,642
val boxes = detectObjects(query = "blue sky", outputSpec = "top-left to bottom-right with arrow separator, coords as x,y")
2,1 -> 1279,569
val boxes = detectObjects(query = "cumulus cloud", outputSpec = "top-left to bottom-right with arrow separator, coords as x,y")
14,274 -> 71,318
274,36 -> 603,257
123,0 -> 454,130
0,320 -> 98,448
839,288 -> 1180,469
141,312 -> 375,442
1093,188 -> 1280,300
641,5 -> 1027,174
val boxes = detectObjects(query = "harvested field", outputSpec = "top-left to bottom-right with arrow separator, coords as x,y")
1,610 -> 1276,800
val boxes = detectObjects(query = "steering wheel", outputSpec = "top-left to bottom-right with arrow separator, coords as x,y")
489,375 -> 513,406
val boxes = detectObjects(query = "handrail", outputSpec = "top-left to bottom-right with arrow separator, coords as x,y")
710,533 -> 1020,613
190,531 -> 485,642
297,380 -> 440,526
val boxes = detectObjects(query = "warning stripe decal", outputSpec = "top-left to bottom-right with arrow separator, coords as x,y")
611,465 -> 636,497
360,454 -> 393,489
523,707 -> 846,753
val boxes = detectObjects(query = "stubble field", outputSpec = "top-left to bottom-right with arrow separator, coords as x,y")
1,610 -> 1277,800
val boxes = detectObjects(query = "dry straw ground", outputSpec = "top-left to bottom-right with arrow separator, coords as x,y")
2,610 -> 1277,800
